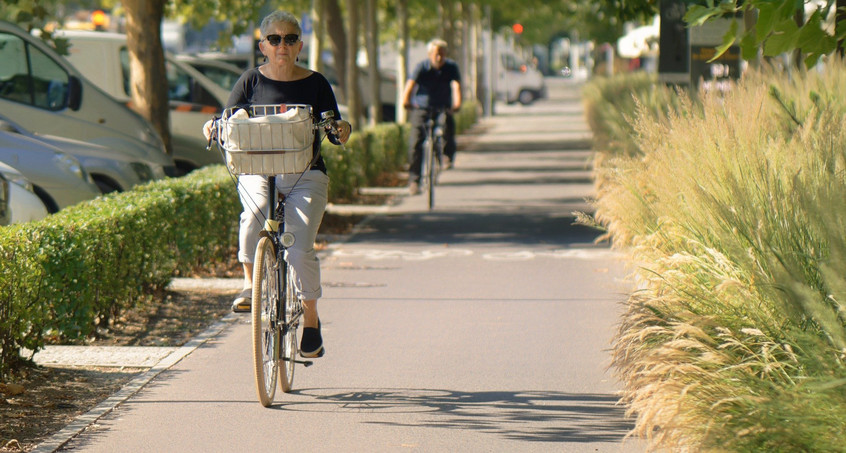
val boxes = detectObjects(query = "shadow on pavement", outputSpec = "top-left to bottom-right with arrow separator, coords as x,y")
349,210 -> 601,247
280,387 -> 634,444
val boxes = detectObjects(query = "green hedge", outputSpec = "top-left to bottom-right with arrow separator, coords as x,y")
0,167 -> 241,376
0,103 -> 478,378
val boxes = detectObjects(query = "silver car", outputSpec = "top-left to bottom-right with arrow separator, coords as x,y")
0,161 -> 48,224
0,114 -> 162,194
0,130 -> 101,213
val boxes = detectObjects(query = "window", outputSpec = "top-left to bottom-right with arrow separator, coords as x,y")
0,32 -> 70,110
119,49 -> 220,109
193,64 -> 239,91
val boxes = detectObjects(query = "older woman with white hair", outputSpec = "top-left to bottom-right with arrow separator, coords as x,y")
222,10 -> 351,358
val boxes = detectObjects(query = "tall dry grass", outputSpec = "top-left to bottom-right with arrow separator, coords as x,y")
589,61 -> 846,451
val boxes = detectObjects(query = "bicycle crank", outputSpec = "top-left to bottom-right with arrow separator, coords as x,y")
282,357 -> 314,367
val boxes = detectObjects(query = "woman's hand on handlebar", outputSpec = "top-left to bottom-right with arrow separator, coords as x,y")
332,119 -> 352,144
202,118 -> 216,140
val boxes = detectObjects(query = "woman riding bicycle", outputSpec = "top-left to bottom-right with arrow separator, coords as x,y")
210,10 -> 351,358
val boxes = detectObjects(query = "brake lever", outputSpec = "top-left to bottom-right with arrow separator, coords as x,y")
317,111 -> 346,151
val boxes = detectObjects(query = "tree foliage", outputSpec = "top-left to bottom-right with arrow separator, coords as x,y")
685,0 -> 845,67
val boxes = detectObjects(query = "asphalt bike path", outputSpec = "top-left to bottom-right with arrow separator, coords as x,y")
46,77 -> 646,452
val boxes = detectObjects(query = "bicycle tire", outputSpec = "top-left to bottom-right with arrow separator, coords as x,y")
252,236 -> 278,407
420,136 -> 431,193
278,263 -> 298,393
427,138 -> 437,210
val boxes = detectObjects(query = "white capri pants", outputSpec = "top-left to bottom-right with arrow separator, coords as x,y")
237,170 -> 329,301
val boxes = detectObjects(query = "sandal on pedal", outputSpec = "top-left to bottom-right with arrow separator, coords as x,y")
300,320 -> 324,358
231,288 -> 252,313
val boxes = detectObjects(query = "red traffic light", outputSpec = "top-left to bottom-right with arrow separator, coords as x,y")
512,23 -> 523,34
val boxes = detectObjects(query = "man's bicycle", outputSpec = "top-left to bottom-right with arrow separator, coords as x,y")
418,107 -> 449,210
210,104 -> 339,406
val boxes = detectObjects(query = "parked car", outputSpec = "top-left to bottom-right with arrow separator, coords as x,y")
0,162 -> 49,224
497,52 -> 546,105
307,59 -> 398,121
192,51 -> 386,120
0,114 -> 160,194
0,21 -> 177,179
57,30 -> 230,174
174,55 -> 243,92
0,129 -> 103,213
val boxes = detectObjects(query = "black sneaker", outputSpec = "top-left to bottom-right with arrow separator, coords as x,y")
300,320 -> 324,358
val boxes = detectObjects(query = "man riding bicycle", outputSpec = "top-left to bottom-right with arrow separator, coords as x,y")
401,38 -> 462,195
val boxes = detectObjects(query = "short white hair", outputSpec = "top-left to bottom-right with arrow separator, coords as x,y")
427,38 -> 448,52
260,11 -> 301,37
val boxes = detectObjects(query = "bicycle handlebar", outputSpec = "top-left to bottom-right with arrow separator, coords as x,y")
205,108 -> 341,150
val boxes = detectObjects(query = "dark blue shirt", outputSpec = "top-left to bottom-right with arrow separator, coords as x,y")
409,59 -> 461,109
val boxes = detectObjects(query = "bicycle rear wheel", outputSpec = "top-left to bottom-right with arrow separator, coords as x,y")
425,138 -> 436,210
278,263 -> 298,393
252,236 -> 278,407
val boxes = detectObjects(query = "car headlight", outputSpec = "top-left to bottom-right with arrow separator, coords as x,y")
130,162 -> 155,182
53,152 -> 93,183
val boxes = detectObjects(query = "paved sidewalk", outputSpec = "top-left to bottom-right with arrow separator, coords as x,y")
36,77 -> 645,453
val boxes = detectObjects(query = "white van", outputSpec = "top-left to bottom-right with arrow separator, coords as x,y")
57,30 -> 231,174
496,52 -> 546,105
0,21 -> 176,179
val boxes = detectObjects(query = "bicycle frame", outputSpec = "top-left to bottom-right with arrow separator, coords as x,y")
419,107 -> 448,210
264,176 -> 303,358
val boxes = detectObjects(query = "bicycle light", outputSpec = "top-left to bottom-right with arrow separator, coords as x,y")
281,232 -> 296,247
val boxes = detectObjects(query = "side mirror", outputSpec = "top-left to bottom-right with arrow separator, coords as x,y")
67,76 -> 83,111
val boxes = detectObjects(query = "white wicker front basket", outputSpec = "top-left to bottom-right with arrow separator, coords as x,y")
220,104 -> 315,175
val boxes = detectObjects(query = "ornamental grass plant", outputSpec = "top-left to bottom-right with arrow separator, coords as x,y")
588,61 -> 846,451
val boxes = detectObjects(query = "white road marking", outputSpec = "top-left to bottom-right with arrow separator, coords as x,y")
327,248 -> 621,261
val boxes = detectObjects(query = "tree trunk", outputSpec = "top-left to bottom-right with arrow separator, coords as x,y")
439,0 -> 455,47
465,2 -> 478,105
396,0 -> 409,124
122,0 -> 172,156
792,8 -> 804,69
346,0 -> 363,129
365,0 -> 381,125
325,0 -> 348,100
309,0 -> 326,73
838,0 -> 846,57
742,2 -> 758,68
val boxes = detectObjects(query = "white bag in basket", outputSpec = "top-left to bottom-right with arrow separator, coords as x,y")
224,107 -> 312,151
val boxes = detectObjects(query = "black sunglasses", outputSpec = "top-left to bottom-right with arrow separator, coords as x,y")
264,33 -> 299,46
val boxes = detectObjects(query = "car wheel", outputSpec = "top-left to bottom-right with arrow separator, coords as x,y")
518,90 -> 535,105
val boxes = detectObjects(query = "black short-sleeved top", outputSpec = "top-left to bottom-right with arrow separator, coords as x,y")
226,68 -> 343,174
408,59 -> 461,109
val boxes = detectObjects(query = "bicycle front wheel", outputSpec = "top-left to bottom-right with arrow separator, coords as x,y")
278,263 -> 298,393
252,236 -> 278,407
